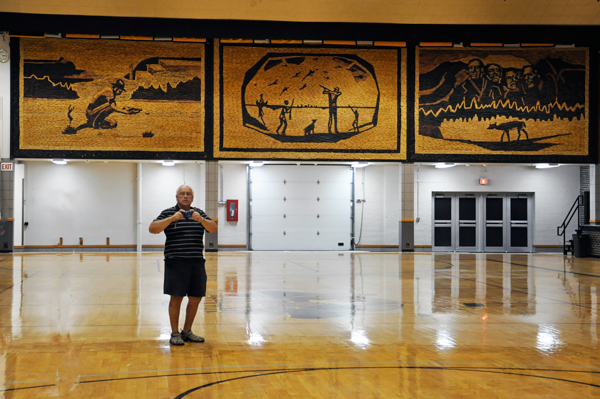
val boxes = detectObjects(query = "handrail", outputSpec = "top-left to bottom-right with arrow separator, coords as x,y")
557,194 -> 584,254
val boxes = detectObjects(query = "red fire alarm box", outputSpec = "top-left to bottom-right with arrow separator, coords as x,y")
226,200 -> 238,221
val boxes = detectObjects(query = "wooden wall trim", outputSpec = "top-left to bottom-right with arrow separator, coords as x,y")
15,244 -> 168,249
355,245 -> 399,248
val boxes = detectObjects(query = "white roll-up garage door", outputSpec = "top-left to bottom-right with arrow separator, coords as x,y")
250,165 -> 353,250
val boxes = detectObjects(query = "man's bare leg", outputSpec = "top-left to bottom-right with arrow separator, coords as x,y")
182,296 -> 203,333
169,296 -> 184,333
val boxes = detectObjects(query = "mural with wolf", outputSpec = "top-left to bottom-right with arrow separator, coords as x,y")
415,47 -> 589,160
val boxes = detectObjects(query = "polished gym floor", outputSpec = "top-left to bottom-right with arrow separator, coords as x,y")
1,251 -> 599,398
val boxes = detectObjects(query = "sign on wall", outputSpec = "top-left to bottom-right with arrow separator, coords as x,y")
13,38 -> 206,159
413,47 -> 590,163
215,44 -> 406,160
1,163 -> 13,172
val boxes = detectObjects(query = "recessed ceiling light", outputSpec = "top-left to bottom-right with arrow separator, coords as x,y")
351,162 -> 369,168
435,163 -> 456,169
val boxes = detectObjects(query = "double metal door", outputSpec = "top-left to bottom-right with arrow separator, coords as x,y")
433,195 -> 478,252
484,195 -> 531,252
433,193 -> 532,252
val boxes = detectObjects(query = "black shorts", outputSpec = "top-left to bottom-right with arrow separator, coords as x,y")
164,258 -> 207,297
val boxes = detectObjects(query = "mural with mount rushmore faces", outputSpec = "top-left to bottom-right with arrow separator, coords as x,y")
14,38 -> 205,159
215,44 -> 406,160
415,47 -> 589,161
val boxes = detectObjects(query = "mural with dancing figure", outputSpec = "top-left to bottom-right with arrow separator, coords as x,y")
216,44 -> 405,160
15,38 -> 205,159
415,47 -> 589,161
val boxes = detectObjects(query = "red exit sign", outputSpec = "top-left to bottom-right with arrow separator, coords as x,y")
1,163 -> 12,172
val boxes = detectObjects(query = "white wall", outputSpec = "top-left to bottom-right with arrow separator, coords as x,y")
218,162 -> 247,246
12,160 -> 586,250
13,163 -> 24,246
414,164 -> 581,247
24,161 -> 137,245
22,161 -> 205,246
0,36 -> 9,160
353,164 -> 401,246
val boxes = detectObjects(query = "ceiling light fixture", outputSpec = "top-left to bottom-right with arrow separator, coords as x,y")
351,162 -> 369,168
435,163 -> 456,169
162,161 -> 175,166
535,163 -> 559,169
51,159 -> 67,165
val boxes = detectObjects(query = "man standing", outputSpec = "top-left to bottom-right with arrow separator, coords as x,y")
276,100 -> 292,135
149,185 -> 218,346
256,94 -> 268,126
322,86 -> 342,133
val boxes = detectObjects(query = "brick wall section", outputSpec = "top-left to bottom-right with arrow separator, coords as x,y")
400,163 -> 414,251
205,160 -> 219,251
580,166 -> 589,226
588,231 -> 600,256
401,164 -> 414,222
0,159 -> 13,219
581,165 -> 590,193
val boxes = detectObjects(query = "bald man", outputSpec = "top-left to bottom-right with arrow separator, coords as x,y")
150,185 -> 218,345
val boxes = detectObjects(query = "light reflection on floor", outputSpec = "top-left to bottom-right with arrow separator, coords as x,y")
1,251 -> 599,398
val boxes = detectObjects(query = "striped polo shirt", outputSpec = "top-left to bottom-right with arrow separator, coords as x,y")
154,205 -> 212,259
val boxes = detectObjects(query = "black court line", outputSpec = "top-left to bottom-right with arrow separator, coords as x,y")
283,259 -> 320,272
432,259 -> 598,310
0,270 -> 41,296
0,384 -> 56,393
172,365 -> 600,398
487,258 -> 600,279
4,365 -> 600,395
434,259 -> 467,270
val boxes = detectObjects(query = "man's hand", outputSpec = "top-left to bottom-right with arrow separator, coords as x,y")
122,106 -> 142,114
171,210 -> 185,222
149,210 -> 185,234
191,211 -> 205,223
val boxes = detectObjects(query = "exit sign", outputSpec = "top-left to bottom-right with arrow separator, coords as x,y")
1,163 -> 13,172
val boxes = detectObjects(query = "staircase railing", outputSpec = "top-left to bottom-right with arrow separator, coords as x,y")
557,194 -> 584,255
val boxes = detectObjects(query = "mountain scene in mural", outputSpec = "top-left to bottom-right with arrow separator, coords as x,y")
417,48 -> 588,156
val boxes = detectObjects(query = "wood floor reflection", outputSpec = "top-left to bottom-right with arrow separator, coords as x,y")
1,252 -> 600,398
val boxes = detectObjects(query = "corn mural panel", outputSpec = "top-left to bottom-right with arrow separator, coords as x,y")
15,38 -> 205,159
415,47 -> 589,161
216,44 -> 406,160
